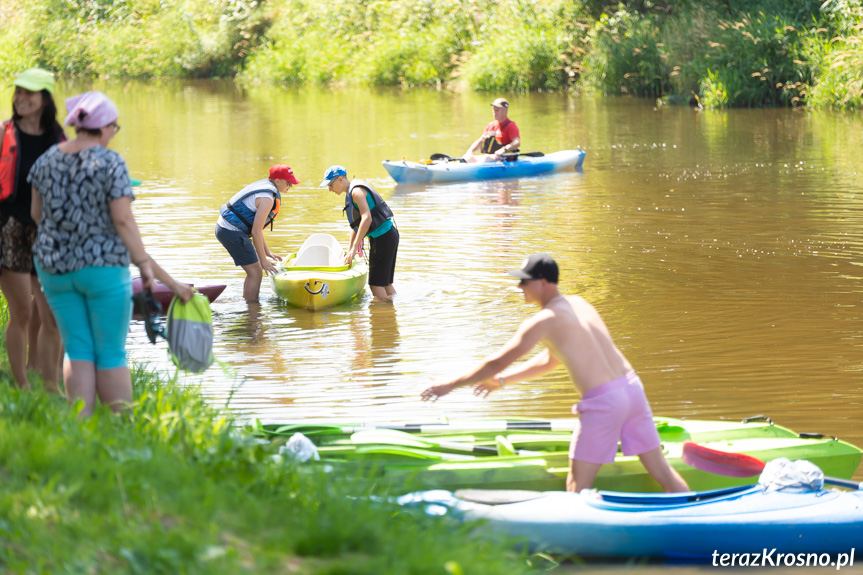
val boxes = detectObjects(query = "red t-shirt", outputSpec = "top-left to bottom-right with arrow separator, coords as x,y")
483,119 -> 519,145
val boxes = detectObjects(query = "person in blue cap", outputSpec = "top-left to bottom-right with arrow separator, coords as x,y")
320,165 -> 398,299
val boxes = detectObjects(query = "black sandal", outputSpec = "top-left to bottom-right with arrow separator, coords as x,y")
132,288 -> 165,344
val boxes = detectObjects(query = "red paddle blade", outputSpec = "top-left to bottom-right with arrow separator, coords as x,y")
681,441 -> 767,478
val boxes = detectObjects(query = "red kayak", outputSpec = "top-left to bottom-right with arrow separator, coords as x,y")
131,277 -> 226,314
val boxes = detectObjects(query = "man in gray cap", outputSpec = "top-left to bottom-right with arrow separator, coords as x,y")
421,254 -> 689,494
462,97 -> 521,163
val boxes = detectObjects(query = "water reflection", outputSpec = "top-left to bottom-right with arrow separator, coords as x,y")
346,300 -> 402,388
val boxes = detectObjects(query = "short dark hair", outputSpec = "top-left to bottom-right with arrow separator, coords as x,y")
74,126 -> 103,137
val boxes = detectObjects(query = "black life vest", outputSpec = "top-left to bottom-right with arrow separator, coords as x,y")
344,179 -> 393,237
480,119 -> 515,154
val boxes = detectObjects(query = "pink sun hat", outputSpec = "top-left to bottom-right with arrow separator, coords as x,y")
64,91 -> 119,130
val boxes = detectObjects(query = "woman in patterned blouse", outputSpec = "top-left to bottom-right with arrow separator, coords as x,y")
29,91 -> 191,417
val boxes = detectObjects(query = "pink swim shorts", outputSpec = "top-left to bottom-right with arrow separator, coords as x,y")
569,371 -> 661,464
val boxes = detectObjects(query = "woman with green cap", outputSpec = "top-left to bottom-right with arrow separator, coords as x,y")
0,68 -> 65,392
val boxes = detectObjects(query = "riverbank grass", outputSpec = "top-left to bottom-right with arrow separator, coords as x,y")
3,0 -> 863,108
0,325 -> 527,572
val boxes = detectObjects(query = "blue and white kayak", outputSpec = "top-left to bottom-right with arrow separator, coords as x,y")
400,485 -> 863,559
382,150 -> 586,184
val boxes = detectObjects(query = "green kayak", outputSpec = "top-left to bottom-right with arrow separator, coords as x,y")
254,416 -> 862,493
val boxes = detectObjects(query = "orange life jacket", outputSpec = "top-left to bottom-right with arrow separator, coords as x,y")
0,120 -> 18,202
0,120 -> 66,203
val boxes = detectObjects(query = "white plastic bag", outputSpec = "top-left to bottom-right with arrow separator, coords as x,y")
758,457 -> 824,492
279,432 -> 321,463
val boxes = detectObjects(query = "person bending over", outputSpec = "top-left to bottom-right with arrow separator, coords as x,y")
216,164 -> 299,301
320,166 -> 398,300
421,254 -> 689,494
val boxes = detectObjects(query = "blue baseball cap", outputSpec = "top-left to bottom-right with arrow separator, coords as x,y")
319,165 -> 347,188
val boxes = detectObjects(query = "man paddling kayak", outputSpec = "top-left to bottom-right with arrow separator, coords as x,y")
215,164 -> 298,302
421,254 -> 689,494
462,98 -> 521,163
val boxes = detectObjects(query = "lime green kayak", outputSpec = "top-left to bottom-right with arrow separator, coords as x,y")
256,416 -> 862,493
270,234 -> 367,310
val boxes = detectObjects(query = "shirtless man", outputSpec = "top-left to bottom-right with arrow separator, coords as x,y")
420,254 -> 689,494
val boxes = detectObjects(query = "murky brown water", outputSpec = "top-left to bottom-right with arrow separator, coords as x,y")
28,80 -> 861,485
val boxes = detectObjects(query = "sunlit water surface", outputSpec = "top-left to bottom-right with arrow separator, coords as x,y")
19,81 -> 862,487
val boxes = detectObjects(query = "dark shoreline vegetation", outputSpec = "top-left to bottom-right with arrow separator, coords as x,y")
1,0 -> 861,109
0,302 -> 535,574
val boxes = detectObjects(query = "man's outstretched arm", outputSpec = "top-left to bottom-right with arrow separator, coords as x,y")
473,348 -> 559,397
421,316 -> 546,401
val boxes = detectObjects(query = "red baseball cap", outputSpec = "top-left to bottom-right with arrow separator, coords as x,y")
269,164 -> 300,185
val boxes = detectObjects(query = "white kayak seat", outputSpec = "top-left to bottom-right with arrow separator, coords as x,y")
292,245 -> 341,267
293,233 -> 344,267
298,233 -> 343,255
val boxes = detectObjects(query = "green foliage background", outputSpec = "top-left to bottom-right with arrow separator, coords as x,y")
1,0 -> 862,107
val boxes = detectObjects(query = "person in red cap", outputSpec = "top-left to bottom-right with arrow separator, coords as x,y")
422,254 -> 689,495
215,164 -> 299,301
462,97 -> 521,163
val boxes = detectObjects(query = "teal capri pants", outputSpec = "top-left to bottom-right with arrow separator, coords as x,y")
35,263 -> 133,370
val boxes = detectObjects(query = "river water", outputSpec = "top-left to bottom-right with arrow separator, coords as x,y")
45,80 -> 863,484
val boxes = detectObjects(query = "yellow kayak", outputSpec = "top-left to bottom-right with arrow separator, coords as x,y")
271,234 -> 368,310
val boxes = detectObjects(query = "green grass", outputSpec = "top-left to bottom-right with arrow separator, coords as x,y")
461,26 -> 574,92
0,295 -> 530,574
804,32 -> 863,110
580,6 -> 669,97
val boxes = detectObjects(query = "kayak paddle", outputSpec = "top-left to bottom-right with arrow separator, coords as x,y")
430,152 -> 544,163
350,428 -> 541,456
682,441 -> 863,490
258,419 -> 584,436
501,151 -> 544,159
257,418 -> 682,436
429,153 -> 465,163
384,419 -> 583,433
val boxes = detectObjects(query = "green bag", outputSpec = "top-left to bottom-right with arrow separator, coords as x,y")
166,292 -> 214,373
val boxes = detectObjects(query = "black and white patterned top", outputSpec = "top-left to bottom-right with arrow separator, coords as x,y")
28,145 -> 135,274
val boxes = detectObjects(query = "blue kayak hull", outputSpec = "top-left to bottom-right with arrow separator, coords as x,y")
401,486 -> 863,558
382,150 -> 586,184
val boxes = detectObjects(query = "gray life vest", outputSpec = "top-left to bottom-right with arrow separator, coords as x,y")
219,179 -> 281,236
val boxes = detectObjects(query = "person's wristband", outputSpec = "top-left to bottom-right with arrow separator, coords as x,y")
498,376 -> 505,389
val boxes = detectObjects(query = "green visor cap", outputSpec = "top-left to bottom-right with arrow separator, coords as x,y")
12,68 -> 55,95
